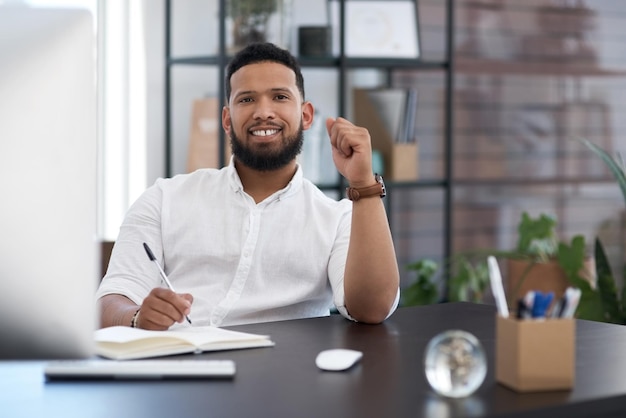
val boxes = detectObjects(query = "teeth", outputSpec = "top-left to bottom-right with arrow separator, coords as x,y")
251,129 -> 278,137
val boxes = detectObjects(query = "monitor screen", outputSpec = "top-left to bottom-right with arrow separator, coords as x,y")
0,5 -> 98,359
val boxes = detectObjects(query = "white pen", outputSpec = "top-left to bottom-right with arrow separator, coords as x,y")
488,256 -> 509,318
143,242 -> 192,324
561,287 -> 581,319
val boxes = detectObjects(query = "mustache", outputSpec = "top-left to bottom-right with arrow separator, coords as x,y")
247,122 -> 283,130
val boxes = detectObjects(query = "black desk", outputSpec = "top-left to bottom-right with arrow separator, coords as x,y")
3,302 -> 626,418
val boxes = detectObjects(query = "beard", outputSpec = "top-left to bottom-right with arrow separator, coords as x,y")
230,122 -> 304,171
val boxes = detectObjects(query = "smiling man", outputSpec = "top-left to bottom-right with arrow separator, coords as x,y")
97,43 -> 400,330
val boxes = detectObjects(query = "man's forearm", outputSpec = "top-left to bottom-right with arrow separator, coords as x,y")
98,294 -> 140,328
343,197 -> 400,323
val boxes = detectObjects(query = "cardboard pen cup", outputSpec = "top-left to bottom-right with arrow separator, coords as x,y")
495,315 -> 575,392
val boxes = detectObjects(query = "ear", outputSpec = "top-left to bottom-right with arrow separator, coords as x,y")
222,106 -> 231,136
301,101 -> 315,131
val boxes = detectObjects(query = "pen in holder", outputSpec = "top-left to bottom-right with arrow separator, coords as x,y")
495,315 -> 575,392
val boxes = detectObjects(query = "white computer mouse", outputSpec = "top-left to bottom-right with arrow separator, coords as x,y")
315,349 -> 363,371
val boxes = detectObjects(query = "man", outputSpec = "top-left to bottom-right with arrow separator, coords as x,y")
97,42 -> 400,330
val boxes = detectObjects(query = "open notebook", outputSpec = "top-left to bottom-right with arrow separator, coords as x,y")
95,326 -> 275,360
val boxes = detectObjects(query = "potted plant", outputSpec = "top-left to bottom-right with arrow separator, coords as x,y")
401,259 -> 439,306
504,213 -> 594,305
565,138 -> 626,323
402,253 -> 490,306
226,0 -> 284,53
402,139 -> 624,315
577,137 -> 626,204
401,212 -> 592,308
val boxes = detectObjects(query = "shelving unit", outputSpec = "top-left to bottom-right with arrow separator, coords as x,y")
164,0 -> 456,287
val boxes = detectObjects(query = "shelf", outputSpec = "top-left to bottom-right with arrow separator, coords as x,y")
168,56 -> 221,66
456,57 -> 626,77
169,55 -> 450,71
165,0 -> 457,283
342,58 -> 449,70
451,176 -> 617,187
320,176 -> 617,191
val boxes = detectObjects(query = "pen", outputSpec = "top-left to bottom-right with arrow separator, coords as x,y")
487,256 -> 509,318
561,287 -> 581,319
517,291 -> 534,319
550,296 -> 565,318
516,298 -> 529,319
530,291 -> 553,318
142,242 -> 192,324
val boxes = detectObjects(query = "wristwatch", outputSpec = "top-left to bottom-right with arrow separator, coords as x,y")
346,174 -> 386,201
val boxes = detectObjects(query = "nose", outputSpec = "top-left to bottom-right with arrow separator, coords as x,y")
252,97 -> 276,120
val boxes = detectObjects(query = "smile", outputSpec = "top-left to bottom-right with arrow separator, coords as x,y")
251,129 -> 279,137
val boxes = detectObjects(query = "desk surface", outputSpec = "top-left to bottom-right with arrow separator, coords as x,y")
3,302 -> 626,418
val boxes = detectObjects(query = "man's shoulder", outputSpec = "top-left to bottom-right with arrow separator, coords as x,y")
301,178 -> 352,210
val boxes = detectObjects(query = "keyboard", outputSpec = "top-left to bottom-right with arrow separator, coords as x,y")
44,359 -> 236,380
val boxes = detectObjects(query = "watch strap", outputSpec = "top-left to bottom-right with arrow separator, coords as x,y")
346,175 -> 386,201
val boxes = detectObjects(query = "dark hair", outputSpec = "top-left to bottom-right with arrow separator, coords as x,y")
224,42 -> 305,101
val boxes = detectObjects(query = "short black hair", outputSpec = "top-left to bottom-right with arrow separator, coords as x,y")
225,42 -> 305,102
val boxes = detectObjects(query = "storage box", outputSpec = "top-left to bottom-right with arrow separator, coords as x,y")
352,88 -> 419,181
187,97 -> 231,172
495,315 -> 575,392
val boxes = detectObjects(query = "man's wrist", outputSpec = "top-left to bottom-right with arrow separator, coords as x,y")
346,174 -> 386,201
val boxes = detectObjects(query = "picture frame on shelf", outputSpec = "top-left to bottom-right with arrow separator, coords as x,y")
329,0 -> 420,59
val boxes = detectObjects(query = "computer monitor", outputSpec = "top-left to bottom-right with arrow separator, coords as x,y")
0,5 -> 98,359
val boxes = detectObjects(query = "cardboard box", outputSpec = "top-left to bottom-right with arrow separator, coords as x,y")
187,97 -> 230,172
352,88 -> 419,181
495,315 -> 575,392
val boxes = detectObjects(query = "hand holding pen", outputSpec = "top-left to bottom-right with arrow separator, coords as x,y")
143,243 -> 193,326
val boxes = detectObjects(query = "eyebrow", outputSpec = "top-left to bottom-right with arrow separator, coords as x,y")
234,87 -> 295,99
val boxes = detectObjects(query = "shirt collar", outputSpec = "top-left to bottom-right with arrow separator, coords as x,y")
227,156 -> 303,201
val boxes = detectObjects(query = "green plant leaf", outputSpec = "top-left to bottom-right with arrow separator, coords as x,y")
447,258 -> 490,303
516,212 -> 558,260
448,259 -> 472,302
469,261 -> 489,302
557,236 -> 604,322
568,238 -> 622,323
594,238 -> 623,323
577,137 -> 626,206
402,259 -> 439,306
623,262 -> 626,315
228,0 -> 278,17
557,235 -> 586,280
573,287 -> 606,322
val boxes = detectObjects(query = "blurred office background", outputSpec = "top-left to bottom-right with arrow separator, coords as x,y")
12,0 -> 626,291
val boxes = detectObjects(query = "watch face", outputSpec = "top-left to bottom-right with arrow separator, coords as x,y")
376,174 -> 387,198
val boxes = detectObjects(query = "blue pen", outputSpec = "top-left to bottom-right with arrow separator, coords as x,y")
531,291 -> 554,318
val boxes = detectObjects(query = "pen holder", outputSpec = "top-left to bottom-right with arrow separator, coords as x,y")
495,315 -> 575,392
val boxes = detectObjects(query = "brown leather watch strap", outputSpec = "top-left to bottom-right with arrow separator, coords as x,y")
346,174 -> 386,201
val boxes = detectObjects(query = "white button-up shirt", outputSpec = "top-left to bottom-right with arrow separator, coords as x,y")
97,160 -> 364,327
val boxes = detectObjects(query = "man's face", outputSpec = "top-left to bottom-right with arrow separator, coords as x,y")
222,62 -> 314,171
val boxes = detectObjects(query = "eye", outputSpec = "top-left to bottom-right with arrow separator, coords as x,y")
274,94 -> 289,101
238,97 -> 253,103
